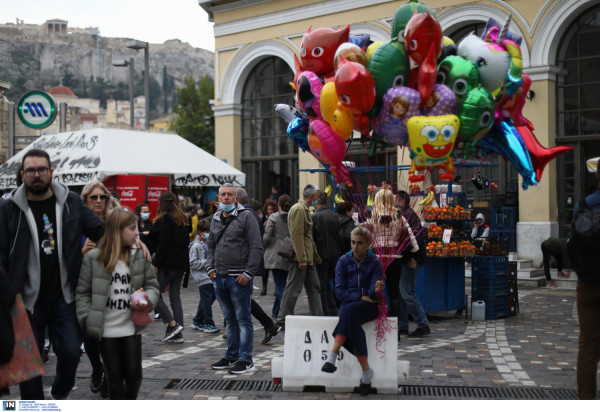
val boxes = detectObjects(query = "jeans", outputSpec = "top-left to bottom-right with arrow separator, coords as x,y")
99,335 -> 142,400
271,269 -> 288,319
193,283 -> 216,327
155,268 -> 184,326
276,262 -> 323,325
20,299 -> 82,400
398,262 -> 428,330
576,282 -> 600,399
214,276 -> 253,362
316,256 -> 339,316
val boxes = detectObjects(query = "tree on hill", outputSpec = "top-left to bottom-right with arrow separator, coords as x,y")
170,75 -> 214,154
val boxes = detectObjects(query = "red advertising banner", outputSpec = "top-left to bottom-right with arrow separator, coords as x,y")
147,176 -> 169,219
115,175 -> 146,213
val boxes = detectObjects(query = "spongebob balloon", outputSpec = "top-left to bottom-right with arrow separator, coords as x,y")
407,115 -> 460,181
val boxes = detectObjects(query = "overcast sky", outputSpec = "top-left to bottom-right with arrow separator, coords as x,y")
2,0 -> 216,52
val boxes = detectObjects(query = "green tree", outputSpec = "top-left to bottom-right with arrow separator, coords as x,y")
170,76 -> 214,154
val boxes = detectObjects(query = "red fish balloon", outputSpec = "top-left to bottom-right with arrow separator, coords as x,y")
334,55 -> 376,115
300,25 -> 350,80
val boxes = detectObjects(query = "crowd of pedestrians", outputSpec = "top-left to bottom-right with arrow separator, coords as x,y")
0,149 -> 435,400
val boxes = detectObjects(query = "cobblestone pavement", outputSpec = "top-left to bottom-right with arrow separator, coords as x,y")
1,278 -> 594,400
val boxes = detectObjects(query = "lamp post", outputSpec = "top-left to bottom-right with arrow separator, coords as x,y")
126,39 -> 150,130
112,58 -> 135,129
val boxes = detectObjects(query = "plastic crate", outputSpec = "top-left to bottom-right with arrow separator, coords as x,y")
484,296 -> 509,320
490,207 -> 518,230
490,230 -> 516,252
472,275 -> 508,299
471,256 -> 509,278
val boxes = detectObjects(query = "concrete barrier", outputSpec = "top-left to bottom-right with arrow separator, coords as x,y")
271,315 -> 408,394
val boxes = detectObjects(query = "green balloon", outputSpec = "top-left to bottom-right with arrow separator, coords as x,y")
457,86 -> 495,148
391,0 -> 435,40
437,56 -> 480,100
366,40 -> 409,110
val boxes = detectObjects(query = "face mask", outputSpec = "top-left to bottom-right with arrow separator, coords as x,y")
203,233 -> 209,240
311,200 -> 318,207
141,212 -> 150,221
219,202 -> 236,212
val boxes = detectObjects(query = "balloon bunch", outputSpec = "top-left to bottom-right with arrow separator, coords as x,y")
274,0 -> 572,189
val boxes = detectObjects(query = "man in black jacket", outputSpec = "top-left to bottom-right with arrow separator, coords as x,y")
312,192 -> 341,316
0,149 -> 104,400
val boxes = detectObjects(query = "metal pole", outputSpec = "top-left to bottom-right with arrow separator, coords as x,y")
8,102 -> 14,157
144,44 -> 150,130
129,57 -> 134,129
59,102 -> 67,132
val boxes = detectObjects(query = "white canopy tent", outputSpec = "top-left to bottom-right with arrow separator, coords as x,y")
0,128 -> 245,189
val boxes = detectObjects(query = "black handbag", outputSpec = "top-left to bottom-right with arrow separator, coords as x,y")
277,236 -> 295,261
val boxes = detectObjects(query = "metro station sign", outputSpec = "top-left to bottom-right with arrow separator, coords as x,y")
17,91 -> 57,129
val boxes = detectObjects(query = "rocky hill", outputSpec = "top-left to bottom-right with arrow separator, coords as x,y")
0,23 -> 214,102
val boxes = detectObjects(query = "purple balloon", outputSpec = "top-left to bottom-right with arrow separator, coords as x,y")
373,86 -> 421,146
421,84 -> 457,116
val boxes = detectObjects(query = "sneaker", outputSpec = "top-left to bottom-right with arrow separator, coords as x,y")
321,362 -> 337,373
191,322 -> 204,331
203,325 -> 220,333
358,380 -> 372,396
211,357 -> 237,370
90,368 -> 103,393
42,349 -> 50,364
261,324 -> 281,345
99,375 -> 109,400
154,312 -> 161,320
168,332 -> 184,343
229,360 -> 256,374
547,280 -> 557,287
162,323 -> 184,342
408,325 -> 431,338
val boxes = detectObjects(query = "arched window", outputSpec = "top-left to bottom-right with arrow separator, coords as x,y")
241,57 -> 296,202
556,5 -> 600,237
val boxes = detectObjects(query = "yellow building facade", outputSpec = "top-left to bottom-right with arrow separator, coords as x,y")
201,0 -> 600,265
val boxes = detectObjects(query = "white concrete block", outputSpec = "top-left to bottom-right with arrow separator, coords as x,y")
277,315 -> 402,394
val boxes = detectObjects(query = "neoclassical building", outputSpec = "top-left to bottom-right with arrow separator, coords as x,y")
199,0 -> 600,264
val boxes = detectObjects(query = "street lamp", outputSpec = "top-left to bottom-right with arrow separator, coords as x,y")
112,58 -> 134,129
126,39 -> 150,130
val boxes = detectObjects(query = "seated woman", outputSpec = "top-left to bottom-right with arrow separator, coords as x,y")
320,226 -> 384,396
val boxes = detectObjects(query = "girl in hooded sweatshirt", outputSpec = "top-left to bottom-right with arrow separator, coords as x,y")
471,213 -> 490,240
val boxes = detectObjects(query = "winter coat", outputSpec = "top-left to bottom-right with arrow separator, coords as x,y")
338,214 -> 355,254
361,212 -> 418,259
335,250 -> 383,310
206,204 -> 264,280
471,213 -> 490,239
312,206 -> 341,260
76,248 -> 159,340
149,214 -> 191,272
189,239 -> 212,286
288,200 -> 321,265
263,210 -> 290,271
0,265 -> 15,364
0,182 -> 104,311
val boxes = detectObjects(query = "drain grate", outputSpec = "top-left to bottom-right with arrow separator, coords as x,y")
165,378 -> 281,392
399,385 -> 580,400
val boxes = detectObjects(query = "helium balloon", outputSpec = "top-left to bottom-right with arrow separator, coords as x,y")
373,86 -> 421,146
287,116 -> 311,153
290,54 -> 303,91
502,73 -> 532,127
421,84 -> 456,116
457,86 -> 495,149
404,11 -> 443,67
516,123 -> 573,183
295,71 -> 323,119
300,25 -> 350,79
439,36 -> 457,61
391,0 -> 435,40
486,23 -> 523,96
349,34 -> 370,50
407,114 -> 460,181
457,34 -> 511,96
366,40 -> 410,110
334,55 -> 376,115
436,56 -> 480,100
366,41 -> 384,60
274,104 -> 299,124
308,119 -> 351,185
477,120 -> 537,189
320,82 -> 354,140
334,42 -> 368,70
482,17 -> 522,45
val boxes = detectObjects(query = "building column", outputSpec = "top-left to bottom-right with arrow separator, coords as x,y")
213,103 -> 243,170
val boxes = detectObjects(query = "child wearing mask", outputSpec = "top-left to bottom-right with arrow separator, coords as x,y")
76,209 -> 159,399
190,219 -> 220,333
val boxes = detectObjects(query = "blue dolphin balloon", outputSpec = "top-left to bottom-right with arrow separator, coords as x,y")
287,115 -> 311,153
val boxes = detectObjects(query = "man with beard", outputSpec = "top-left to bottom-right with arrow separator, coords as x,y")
0,149 -> 104,400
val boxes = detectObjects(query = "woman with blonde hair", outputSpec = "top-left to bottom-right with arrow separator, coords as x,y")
148,191 -> 191,343
81,181 -> 115,221
76,208 -> 159,399
360,189 -> 419,327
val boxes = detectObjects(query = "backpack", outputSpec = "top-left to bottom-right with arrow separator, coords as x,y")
567,198 -> 600,285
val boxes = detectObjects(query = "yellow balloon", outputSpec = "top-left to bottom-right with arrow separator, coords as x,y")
335,193 -> 345,204
320,82 -> 354,141
325,184 -> 332,196
366,41 -> 384,60
442,36 -> 455,47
